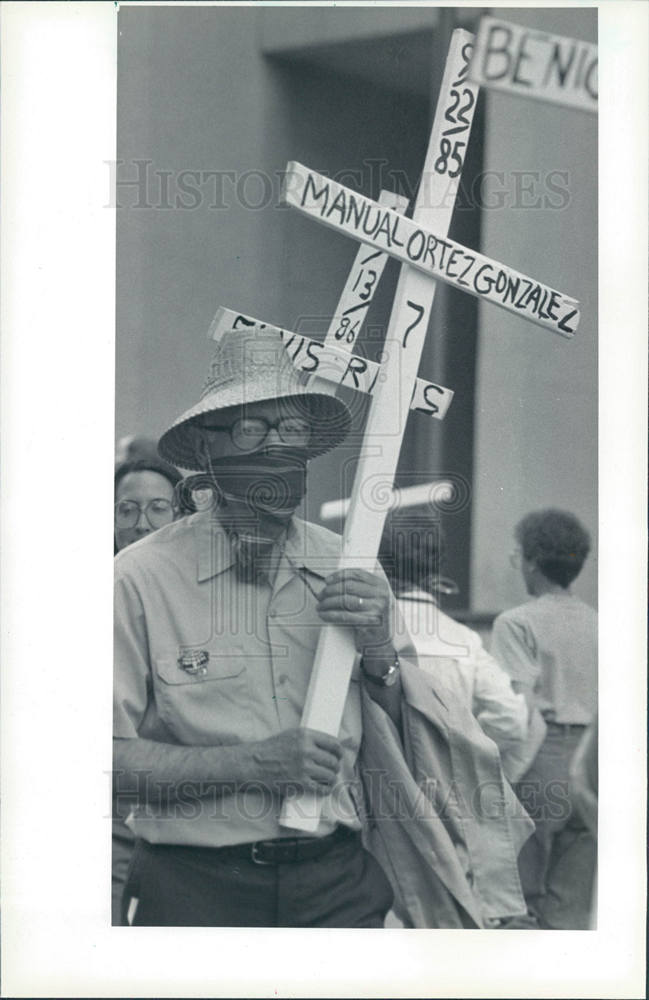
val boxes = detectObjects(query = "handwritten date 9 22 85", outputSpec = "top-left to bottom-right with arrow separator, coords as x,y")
435,41 -> 476,178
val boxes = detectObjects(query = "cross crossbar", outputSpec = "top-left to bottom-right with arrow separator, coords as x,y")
209,306 -> 455,421
320,481 -> 455,521
283,162 -> 580,337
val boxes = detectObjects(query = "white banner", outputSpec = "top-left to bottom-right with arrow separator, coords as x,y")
469,16 -> 597,114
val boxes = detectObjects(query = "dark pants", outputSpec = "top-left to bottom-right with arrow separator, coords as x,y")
122,831 -> 394,927
515,724 -> 596,929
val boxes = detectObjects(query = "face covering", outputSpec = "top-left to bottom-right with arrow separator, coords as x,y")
179,446 -> 309,583
206,445 -> 308,518
178,446 -> 308,517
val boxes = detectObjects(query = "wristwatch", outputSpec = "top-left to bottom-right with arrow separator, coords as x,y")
360,654 -> 400,688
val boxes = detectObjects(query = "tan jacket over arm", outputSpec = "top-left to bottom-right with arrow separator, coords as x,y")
359,657 -> 534,927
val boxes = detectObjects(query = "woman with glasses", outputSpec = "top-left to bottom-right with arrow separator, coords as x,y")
113,456 -> 181,924
114,458 -> 181,554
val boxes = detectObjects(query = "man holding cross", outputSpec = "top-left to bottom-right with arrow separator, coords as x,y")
114,324 -> 532,928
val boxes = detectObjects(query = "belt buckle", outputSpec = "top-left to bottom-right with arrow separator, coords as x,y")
251,841 -> 274,866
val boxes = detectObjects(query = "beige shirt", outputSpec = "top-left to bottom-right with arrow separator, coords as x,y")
397,592 -> 529,769
114,511 -> 379,846
490,592 -> 597,725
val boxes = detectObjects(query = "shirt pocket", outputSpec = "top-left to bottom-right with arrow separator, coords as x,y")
153,653 -> 255,745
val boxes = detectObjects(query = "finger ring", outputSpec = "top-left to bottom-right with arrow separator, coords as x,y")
358,597 -> 364,610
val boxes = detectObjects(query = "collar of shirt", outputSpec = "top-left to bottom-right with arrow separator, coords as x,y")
193,511 -> 340,589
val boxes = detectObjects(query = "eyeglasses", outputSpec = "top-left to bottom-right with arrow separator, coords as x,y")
202,416 -> 312,452
115,498 -> 174,530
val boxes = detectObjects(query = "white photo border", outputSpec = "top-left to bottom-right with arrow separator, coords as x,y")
1,2 -> 646,997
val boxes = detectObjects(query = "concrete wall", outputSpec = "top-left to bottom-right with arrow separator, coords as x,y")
116,8 -> 288,445
116,5 -> 437,522
471,7 -> 598,611
259,6 -> 441,51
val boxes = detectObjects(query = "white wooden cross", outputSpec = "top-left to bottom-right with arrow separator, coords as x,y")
321,188 -> 409,352
268,26 -> 582,832
208,189 -> 457,422
319,481 -> 455,523
209,303 -> 454,422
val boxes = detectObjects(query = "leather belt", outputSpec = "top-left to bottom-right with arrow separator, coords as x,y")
223,824 -> 356,866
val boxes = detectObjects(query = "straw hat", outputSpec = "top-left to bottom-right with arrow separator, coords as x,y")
158,325 -> 352,470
